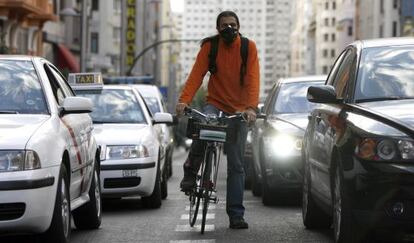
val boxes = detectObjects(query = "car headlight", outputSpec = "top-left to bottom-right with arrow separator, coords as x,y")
355,138 -> 414,161
0,150 -> 41,172
263,134 -> 302,158
106,145 -> 149,160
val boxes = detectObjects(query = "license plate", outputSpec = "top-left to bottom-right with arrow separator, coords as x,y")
122,170 -> 138,177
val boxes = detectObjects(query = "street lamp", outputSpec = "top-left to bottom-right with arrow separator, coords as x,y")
60,1 -> 88,72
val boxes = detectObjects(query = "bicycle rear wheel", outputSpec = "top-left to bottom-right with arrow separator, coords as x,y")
201,149 -> 215,234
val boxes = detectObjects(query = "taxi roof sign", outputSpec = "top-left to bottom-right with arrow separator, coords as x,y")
68,72 -> 103,89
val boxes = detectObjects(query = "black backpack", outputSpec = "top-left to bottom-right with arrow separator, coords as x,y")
207,35 -> 249,86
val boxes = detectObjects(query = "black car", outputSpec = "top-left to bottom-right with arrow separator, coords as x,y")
303,38 -> 414,242
250,76 -> 325,205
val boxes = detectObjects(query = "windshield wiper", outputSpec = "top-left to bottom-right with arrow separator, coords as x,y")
356,96 -> 407,103
0,110 -> 19,114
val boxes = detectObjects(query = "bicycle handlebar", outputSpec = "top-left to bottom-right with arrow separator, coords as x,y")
183,106 -> 266,122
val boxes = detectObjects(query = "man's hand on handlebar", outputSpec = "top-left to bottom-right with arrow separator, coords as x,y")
243,108 -> 257,124
176,102 -> 189,116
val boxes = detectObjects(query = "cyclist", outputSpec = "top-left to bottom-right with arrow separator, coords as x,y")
176,10 -> 260,229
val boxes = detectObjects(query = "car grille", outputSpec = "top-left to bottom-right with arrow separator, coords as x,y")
0,203 -> 25,220
104,177 -> 141,188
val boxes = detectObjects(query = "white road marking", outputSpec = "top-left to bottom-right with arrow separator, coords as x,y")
170,240 -> 215,243
181,213 -> 215,220
175,224 -> 215,232
185,205 -> 216,210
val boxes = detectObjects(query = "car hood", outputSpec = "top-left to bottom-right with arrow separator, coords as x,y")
0,115 -> 50,149
267,113 -> 309,135
93,123 -> 155,145
358,100 -> 414,128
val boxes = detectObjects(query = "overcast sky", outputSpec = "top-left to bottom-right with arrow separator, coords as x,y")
170,0 -> 184,12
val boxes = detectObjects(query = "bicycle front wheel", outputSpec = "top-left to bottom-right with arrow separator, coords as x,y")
189,188 -> 200,227
200,149 -> 215,234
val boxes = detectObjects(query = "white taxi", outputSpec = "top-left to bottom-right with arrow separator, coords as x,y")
0,56 -> 101,243
71,76 -> 173,209
131,84 -> 174,178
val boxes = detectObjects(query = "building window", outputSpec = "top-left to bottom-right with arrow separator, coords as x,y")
325,1 -> 329,9
379,24 -> 384,37
380,0 -> 384,14
324,18 -> 329,26
332,18 -> 336,26
91,32 -> 99,53
324,33 -> 329,41
323,65 -> 329,74
323,49 -> 328,57
348,26 -> 353,36
393,21 -> 398,37
333,1 -> 336,10
332,33 -> 336,42
113,27 -> 121,40
331,49 -> 336,58
92,0 -> 99,11
393,0 -> 398,9
113,0 -> 121,12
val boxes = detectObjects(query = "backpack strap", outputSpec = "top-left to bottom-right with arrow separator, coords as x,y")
240,36 -> 249,86
208,36 -> 219,74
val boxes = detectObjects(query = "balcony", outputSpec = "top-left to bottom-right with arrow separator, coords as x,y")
0,0 -> 57,25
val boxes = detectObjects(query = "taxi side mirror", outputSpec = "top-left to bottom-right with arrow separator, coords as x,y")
153,112 -> 173,125
61,97 -> 93,115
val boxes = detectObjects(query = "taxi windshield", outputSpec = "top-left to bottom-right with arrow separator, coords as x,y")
143,96 -> 161,114
273,81 -> 322,114
76,89 -> 147,124
355,46 -> 414,102
0,60 -> 47,114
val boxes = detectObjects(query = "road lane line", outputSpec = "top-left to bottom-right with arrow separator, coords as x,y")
181,213 -> 215,220
170,240 -> 215,243
175,224 -> 214,232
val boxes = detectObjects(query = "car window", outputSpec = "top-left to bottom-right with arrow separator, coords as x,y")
326,50 -> 347,86
272,81 -> 324,114
143,96 -> 161,114
0,60 -> 48,114
332,49 -> 356,99
44,64 -> 66,105
355,46 -> 414,102
48,64 -> 74,97
75,89 -> 147,124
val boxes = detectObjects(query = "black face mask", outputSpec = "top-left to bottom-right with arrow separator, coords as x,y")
219,26 -> 238,44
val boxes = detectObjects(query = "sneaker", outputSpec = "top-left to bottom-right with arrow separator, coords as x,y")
180,173 -> 196,192
229,217 -> 249,229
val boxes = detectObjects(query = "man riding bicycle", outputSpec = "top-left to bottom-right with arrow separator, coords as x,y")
176,10 -> 260,229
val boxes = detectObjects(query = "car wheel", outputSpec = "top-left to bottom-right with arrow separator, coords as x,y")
333,165 -> 364,243
261,174 -> 275,206
161,166 -> 168,200
302,160 -> 331,229
73,163 -> 102,229
42,164 -> 71,243
251,164 -> 262,197
142,162 -> 162,209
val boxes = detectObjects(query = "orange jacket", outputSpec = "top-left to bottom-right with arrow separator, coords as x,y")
179,35 -> 260,113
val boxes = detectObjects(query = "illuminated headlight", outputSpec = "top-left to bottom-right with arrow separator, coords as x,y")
106,145 -> 149,160
263,134 -> 302,158
355,138 -> 414,161
0,150 -> 41,172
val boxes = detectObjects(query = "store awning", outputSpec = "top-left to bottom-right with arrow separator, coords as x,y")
56,44 -> 80,73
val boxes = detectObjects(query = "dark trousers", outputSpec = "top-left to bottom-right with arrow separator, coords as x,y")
183,104 -> 248,220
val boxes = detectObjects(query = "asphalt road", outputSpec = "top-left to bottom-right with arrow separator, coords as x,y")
70,146 -> 333,243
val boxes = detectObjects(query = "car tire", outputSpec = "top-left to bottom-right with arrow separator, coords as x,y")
251,164 -> 262,197
167,148 -> 173,178
333,164 -> 365,243
261,175 -> 275,206
142,162 -> 162,209
42,164 -> 71,243
73,163 -> 102,230
161,167 -> 168,200
302,160 -> 331,229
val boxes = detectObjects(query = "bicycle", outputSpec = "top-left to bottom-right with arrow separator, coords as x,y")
182,106 -> 264,234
